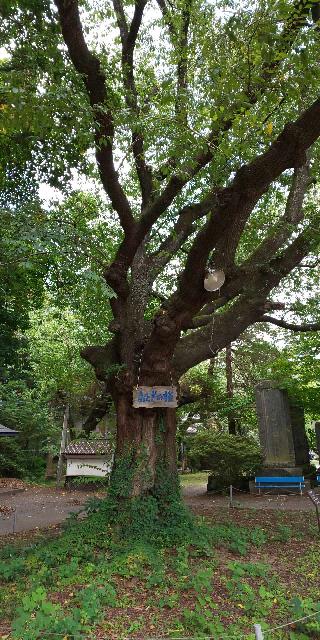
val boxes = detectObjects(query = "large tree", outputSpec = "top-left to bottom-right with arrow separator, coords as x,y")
3,0 -> 320,499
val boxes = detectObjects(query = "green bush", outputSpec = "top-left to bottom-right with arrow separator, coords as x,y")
188,431 -> 262,486
0,440 -> 26,477
68,475 -> 110,489
0,379 -> 59,479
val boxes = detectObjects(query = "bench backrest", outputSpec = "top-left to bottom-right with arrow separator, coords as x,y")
255,476 -> 304,484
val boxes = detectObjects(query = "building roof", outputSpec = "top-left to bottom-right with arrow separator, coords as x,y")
64,440 -> 113,457
0,424 -> 19,437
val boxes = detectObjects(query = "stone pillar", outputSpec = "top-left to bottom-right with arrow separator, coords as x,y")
315,422 -> 320,459
289,402 -> 309,467
255,380 -> 308,474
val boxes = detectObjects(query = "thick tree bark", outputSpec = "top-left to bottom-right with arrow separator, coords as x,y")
111,385 -> 177,497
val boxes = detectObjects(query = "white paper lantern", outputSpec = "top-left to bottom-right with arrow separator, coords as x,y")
204,269 -> 225,292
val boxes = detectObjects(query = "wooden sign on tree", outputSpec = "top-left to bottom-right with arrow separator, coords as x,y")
133,386 -> 178,408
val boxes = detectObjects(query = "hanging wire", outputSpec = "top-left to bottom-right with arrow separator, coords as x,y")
136,345 -> 144,388
208,288 -> 221,356
209,314 -> 216,356
264,609 -> 320,634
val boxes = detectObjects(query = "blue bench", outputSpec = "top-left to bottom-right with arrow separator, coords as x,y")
255,476 -> 305,496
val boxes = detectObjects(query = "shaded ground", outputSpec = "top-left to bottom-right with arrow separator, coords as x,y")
0,477 -> 319,535
0,485 -> 93,534
183,480 -> 319,512
0,477 -> 319,639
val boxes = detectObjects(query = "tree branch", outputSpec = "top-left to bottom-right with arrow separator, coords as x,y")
188,299 -> 286,330
258,315 -> 320,332
155,0 -> 177,38
113,0 -> 153,206
239,159 -> 311,271
106,91 -> 320,303
167,97 -> 320,321
174,225 -> 316,374
82,394 -> 112,434
298,258 -> 320,268
175,0 -> 192,127
149,190 -> 219,273
214,157 -> 311,270
54,0 -> 135,235
178,385 -> 210,406
151,153 -> 311,283
142,102 -> 312,273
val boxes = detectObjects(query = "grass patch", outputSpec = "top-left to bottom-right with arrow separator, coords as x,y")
179,471 -> 209,487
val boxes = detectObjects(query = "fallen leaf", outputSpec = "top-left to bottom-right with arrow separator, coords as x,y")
265,122 -> 273,135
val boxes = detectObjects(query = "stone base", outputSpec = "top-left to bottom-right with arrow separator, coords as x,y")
255,466 -> 304,476
207,474 -> 250,493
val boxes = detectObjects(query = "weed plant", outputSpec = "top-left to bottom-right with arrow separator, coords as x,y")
0,492 -> 319,639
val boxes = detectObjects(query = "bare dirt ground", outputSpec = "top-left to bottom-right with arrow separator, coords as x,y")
183,481 -> 320,512
0,479 -> 319,535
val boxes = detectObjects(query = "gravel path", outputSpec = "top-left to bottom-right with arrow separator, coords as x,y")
0,486 -> 91,534
0,481 -> 319,535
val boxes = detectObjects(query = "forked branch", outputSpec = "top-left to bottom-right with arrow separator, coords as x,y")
54,0 -> 135,234
174,225 -> 316,374
113,0 -> 153,205
175,0 -> 192,126
150,190 -> 220,273
169,98 -> 320,317
259,316 -> 320,331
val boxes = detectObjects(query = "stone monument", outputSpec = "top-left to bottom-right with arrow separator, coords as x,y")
289,401 -> 310,468
255,380 -> 309,475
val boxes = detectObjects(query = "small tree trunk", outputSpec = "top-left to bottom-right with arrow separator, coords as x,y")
111,389 -> 177,498
56,403 -> 70,486
226,344 -> 237,435
181,442 -> 188,472
45,453 -> 56,479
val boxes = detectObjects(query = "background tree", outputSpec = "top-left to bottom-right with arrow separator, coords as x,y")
0,379 -> 59,478
0,191 -> 118,475
1,0 -> 320,504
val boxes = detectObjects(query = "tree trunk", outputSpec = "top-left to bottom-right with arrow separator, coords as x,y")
56,403 -> 70,487
45,453 -> 56,480
110,388 -> 177,498
226,344 -> 237,435
82,396 -> 111,435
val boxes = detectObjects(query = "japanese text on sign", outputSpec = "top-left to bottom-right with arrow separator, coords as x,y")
133,386 -> 178,408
